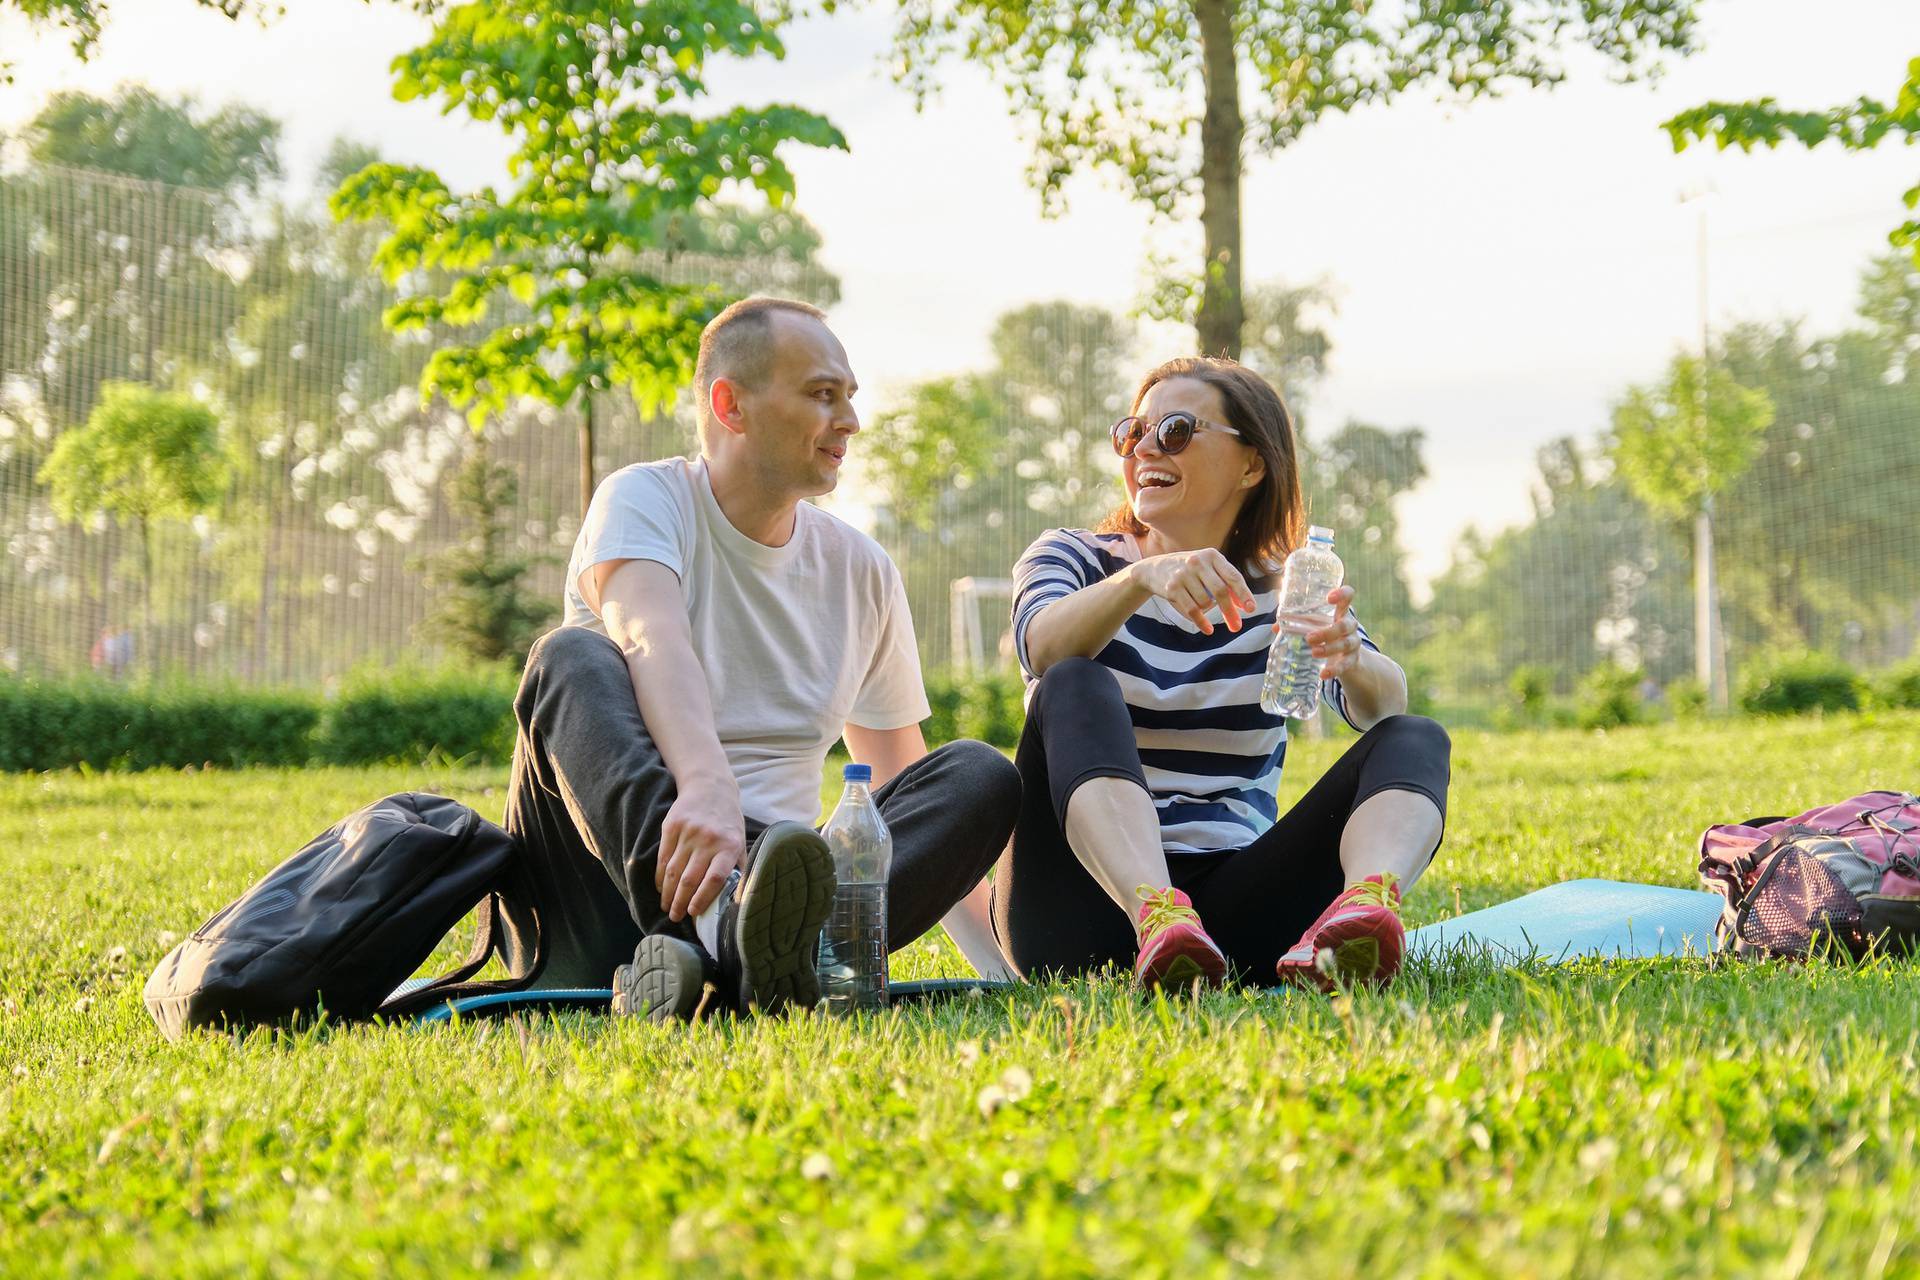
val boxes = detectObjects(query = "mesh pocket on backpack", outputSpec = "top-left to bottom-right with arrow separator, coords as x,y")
1738,846 -> 1867,958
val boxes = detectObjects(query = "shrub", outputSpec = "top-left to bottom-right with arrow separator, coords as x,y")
923,668 -> 1024,748
1666,676 -> 1709,720
1575,664 -> 1643,730
0,678 -> 320,771
1869,660 -> 1920,711
1737,651 -> 1861,717
1507,665 -> 1556,725
317,664 -> 518,765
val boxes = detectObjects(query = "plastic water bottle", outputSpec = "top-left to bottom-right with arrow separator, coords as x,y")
1260,526 -> 1343,720
818,763 -> 892,1013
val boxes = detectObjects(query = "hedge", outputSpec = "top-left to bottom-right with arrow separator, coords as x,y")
0,666 -> 1029,772
0,671 -> 514,772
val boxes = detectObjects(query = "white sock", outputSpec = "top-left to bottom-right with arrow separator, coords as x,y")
693,895 -> 723,956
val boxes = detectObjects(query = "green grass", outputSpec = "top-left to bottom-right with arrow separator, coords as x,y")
5,713 -> 1920,1277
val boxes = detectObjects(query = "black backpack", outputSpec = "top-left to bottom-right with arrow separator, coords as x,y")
144,792 -> 544,1040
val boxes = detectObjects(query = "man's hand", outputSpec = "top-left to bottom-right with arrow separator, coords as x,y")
656,779 -> 747,921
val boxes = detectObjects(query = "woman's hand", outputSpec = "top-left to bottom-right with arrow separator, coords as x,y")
1302,585 -> 1363,679
1126,549 -> 1256,635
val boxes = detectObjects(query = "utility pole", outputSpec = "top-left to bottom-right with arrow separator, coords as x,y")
1680,184 -> 1729,711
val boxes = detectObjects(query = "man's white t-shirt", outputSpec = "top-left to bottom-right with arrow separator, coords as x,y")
562,457 -> 931,827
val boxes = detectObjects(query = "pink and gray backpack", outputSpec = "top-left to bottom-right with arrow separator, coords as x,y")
1698,791 -> 1920,960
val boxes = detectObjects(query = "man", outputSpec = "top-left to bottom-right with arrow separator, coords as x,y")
503,297 -> 1020,1020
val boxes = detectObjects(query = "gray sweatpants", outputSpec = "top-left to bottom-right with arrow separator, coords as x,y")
499,626 -> 1022,989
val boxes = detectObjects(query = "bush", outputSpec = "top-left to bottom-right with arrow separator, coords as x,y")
1737,651 -> 1861,717
1869,660 -> 1920,710
1575,664 -> 1643,730
0,678 -> 320,771
1666,676 -> 1709,720
0,666 -> 522,772
923,668 -> 1025,748
1507,665 -> 1556,726
317,665 -> 518,765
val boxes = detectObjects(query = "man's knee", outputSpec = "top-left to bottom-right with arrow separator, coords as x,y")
936,737 -> 1022,819
525,625 -> 619,679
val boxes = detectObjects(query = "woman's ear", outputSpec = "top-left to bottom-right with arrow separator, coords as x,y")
1240,451 -> 1266,489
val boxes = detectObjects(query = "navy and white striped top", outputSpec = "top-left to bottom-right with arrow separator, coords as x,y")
1012,529 -> 1379,856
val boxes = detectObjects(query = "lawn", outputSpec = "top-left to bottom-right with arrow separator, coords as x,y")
4,713 -> 1919,1277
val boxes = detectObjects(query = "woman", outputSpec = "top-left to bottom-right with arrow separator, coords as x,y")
991,356 -> 1451,991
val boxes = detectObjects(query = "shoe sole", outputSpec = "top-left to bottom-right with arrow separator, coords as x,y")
1138,941 -> 1228,992
612,933 -> 707,1023
735,821 -> 836,1015
1278,934 -> 1400,994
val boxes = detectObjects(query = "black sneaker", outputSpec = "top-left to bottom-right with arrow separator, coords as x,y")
715,821 -> 836,1015
612,933 -> 712,1023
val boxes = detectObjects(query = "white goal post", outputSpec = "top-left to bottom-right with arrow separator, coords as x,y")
948,577 -> 1016,673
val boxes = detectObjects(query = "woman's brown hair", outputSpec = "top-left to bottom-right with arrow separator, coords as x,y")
1096,356 -> 1306,584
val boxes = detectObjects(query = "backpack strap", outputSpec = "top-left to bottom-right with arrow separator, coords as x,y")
377,885 -> 549,1020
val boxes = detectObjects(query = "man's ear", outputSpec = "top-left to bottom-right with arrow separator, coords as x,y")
709,377 -> 749,437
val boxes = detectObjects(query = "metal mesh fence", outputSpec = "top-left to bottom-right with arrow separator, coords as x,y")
4,160 -> 1918,715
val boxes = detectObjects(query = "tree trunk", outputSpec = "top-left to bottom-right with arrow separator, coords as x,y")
1194,0 -> 1245,360
579,390 -> 596,519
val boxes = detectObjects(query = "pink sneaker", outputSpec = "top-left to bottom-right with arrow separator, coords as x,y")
1133,885 -> 1228,990
1275,873 -> 1406,992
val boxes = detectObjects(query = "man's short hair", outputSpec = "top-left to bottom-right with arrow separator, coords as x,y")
693,296 -> 828,447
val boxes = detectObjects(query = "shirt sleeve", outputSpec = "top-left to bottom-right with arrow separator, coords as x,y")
1322,614 -> 1384,731
573,465 -> 690,598
849,560 -> 933,730
1011,530 -> 1102,680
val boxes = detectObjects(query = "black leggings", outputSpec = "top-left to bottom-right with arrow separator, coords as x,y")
990,656 -> 1451,981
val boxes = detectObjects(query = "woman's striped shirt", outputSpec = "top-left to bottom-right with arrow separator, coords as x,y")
1011,528 -> 1378,856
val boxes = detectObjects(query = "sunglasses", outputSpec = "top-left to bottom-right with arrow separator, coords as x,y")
1111,410 -> 1243,457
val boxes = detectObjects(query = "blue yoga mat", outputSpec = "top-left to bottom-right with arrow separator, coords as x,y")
400,880 -> 1718,1022
1406,878 -> 1722,962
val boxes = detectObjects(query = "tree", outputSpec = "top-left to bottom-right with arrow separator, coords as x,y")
1609,355 -> 1772,709
1665,57 -> 1920,268
864,301 -> 1135,665
1417,438 -> 1692,705
22,87 -> 280,193
416,439 -> 555,667
650,202 -> 843,306
17,88 -> 280,412
1238,279 -> 1335,408
1710,315 -> 1920,661
1,1 -> 387,78
38,382 -> 228,666
885,0 -> 1699,357
332,0 -> 846,516
1301,420 -> 1424,649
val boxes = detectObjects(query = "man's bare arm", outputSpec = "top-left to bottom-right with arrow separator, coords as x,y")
588,557 -> 743,921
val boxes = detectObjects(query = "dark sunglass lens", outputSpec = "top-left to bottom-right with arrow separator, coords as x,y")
1113,418 -> 1145,456
1159,412 -> 1196,454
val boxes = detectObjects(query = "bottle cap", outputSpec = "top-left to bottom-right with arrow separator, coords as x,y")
843,763 -> 872,782
1306,525 -> 1334,544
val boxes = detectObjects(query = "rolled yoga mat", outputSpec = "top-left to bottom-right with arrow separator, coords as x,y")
1405,878 -> 1722,963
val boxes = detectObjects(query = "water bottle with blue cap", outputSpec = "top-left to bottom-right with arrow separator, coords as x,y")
818,763 -> 892,1012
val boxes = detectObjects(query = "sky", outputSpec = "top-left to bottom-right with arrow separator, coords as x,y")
1,0 -> 1913,594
